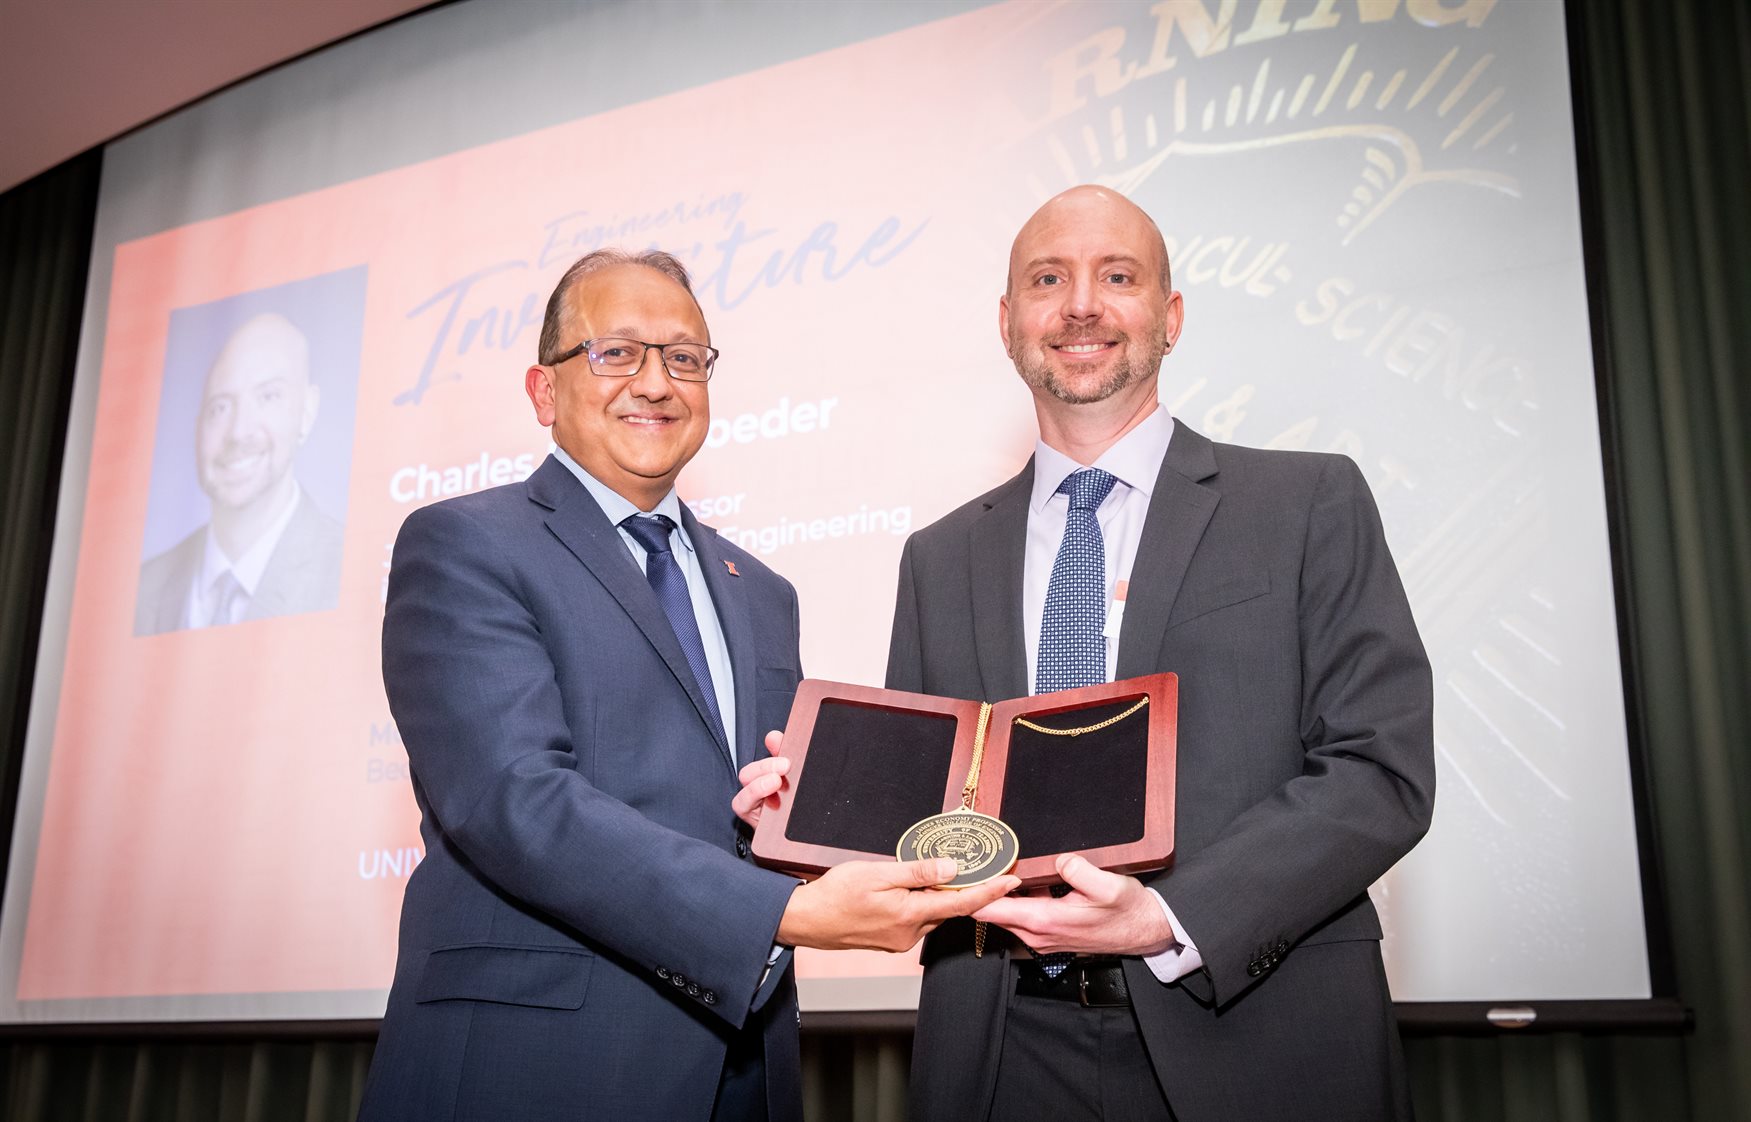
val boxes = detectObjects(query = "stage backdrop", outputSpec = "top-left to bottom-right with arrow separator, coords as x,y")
1,0 -> 1654,1022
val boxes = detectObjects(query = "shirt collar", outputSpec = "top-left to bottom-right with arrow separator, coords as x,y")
551,446 -> 693,554
196,481 -> 304,596
1029,404 -> 1176,513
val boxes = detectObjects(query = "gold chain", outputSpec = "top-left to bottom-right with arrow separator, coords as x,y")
1013,695 -> 1149,737
959,702 -> 995,809
966,696 -> 1141,959
967,698 -> 1146,958
963,702 -> 997,958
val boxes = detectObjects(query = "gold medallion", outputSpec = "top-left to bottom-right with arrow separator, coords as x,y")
897,807 -> 1020,889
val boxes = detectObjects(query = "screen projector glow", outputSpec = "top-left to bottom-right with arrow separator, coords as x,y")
1,0 -> 1651,1023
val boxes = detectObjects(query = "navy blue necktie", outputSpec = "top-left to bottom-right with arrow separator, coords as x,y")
1034,467 -> 1118,977
620,514 -> 727,751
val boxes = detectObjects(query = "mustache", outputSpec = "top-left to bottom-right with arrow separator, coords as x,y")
1043,328 -> 1126,347
209,440 -> 270,465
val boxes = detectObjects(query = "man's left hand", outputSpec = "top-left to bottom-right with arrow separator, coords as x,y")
971,853 -> 1177,957
731,731 -> 790,829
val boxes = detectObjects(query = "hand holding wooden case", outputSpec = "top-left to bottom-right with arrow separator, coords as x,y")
750,674 -> 1177,889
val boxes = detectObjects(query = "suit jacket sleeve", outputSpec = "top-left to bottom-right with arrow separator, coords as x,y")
885,538 -> 926,694
383,500 -> 798,1030
1158,454 -> 1435,1006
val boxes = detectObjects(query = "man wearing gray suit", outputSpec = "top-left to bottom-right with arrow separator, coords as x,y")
912,185 -> 1434,1120
746,185 -> 1434,1120
135,312 -> 343,634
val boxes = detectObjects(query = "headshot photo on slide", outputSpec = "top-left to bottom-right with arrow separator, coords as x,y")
134,265 -> 366,636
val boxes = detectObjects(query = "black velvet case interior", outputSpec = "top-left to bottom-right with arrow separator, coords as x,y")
783,700 -> 958,853
1000,697 -> 1149,858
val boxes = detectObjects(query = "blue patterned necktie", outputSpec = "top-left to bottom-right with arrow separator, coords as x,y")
619,515 -> 727,752
1034,467 -> 1118,977
1036,468 -> 1118,693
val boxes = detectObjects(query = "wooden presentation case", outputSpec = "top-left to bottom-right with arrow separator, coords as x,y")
751,674 -> 1178,888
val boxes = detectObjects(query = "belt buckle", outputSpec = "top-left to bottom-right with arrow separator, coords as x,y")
1074,960 -> 1127,1008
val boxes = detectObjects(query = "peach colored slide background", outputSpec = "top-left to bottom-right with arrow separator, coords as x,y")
20,6 -> 1046,1001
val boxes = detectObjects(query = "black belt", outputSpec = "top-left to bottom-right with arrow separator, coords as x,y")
1014,957 -> 1130,1007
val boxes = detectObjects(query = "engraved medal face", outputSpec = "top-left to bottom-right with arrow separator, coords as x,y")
896,809 -> 1020,889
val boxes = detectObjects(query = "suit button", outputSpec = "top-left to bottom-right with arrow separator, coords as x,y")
703,990 -> 717,1005
655,966 -> 669,979
1276,940 -> 1289,954
687,982 -> 701,997
1247,962 -> 1262,977
671,973 -> 687,988
735,838 -> 749,859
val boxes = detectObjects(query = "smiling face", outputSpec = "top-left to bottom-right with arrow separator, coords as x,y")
196,313 -> 318,517
1000,186 -> 1182,420
525,263 -> 711,510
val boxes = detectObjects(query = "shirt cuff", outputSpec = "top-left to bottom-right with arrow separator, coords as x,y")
1142,888 -> 1204,983
758,942 -> 784,989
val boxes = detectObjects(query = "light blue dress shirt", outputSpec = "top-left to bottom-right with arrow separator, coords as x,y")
552,447 -> 737,763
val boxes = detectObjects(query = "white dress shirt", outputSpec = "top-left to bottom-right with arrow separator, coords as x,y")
554,448 -> 738,762
183,479 -> 304,629
1022,405 -> 1204,983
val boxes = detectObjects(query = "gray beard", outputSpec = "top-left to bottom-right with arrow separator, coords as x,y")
1013,346 -> 1148,405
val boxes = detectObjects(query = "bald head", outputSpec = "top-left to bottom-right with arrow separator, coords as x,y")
209,313 -> 310,386
1006,185 -> 1171,299
197,312 -> 318,518
998,183 -> 1183,433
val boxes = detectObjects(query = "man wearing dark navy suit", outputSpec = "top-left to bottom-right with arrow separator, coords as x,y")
358,250 -> 1014,1122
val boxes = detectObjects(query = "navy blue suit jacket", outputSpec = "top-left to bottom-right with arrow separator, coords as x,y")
359,455 -> 805,1122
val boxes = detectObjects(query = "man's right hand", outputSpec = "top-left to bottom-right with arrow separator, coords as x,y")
776,858 -> 1020,953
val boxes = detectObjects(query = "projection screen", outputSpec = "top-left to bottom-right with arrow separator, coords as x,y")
1,0 -> 1659,1024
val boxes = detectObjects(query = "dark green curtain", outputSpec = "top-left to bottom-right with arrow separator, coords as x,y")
0,151 -> 98,887
2,0 -> 1746,1116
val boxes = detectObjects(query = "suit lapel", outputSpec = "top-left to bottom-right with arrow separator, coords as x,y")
156,534 -> 205,633
683,508 -> 749,770
1116,421 -> 1221,680
969,462 -> 1033,702
248,492 -> 317,620
529,458 -> 733,769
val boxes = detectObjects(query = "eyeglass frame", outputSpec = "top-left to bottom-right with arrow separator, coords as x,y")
549,336 -> 720,383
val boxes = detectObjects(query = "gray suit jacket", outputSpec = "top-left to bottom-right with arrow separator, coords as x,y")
889,422 -> 1435,1122
134,489 -> 344,635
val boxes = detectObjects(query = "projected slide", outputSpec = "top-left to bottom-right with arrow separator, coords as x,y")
2,0 -> 1651,1021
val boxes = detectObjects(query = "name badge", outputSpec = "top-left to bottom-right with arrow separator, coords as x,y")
1103,579 -> 1129,641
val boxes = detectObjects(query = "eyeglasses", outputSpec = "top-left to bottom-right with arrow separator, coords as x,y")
551,337 -> 718,382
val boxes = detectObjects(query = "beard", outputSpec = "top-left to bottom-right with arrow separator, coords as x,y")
1008,321 -> 1166,406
